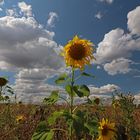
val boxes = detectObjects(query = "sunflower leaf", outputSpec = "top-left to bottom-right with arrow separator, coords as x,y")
55,73 -> 68,84
43,90 -> 59,105
81,72 -> 95,78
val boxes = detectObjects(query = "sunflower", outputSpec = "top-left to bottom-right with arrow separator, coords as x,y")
62,35 -> 95,69
16,115 -> 26,123
98,118 -> 116,140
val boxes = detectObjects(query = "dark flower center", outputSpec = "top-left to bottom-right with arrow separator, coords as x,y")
102,125 -> 109,136
0,77 -> 8,87
69,44 -> 86,60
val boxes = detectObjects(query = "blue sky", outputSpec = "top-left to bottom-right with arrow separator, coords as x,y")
0,0 -> 140,103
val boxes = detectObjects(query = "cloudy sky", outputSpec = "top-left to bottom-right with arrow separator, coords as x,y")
0,0 -> 140,103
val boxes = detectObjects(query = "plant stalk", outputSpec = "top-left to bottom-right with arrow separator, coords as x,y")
70,68 -> 75,140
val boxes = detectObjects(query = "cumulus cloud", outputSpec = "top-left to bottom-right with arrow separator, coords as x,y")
95,6 -> 140,75
95,28 -> 137,64
134,93 -> 140,104
0,16 -> 64,70
13,68 -> 66,103
18,1 -> 32,17
0,0 -> 4,5
13,73 -> 119,103
95,12 -> 103,19
89,84 -> 120,94
47,12 -> 58,28
98,0 -> 114,4
104,58 -> 132,75
127,6 -> 140,35
6,9 -> 19,17
0,2 -> 66,103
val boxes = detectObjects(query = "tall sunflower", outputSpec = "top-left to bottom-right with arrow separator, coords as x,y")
98,118 -> 116,140
62,35 -> 95,69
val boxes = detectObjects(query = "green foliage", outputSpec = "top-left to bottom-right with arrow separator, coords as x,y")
81,72 -> 95,78
43,90 -> 59,105
65,84 -> 76,96
113,92 -> 140,139
55,73 -> 69,84
0,77 -> 14,102
47,110 -> 64,125
32,121 -> 54,140
72,85 -> 90,97
84,118 -> 98,136
31,67 -> 140,140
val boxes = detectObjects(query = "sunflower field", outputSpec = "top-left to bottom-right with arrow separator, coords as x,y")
0,36 -> 140,140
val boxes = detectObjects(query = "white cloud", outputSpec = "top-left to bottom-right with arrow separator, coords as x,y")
95,12 -> 103,19
98,0 -> 114,4
18,1 -> 32,17
104,58 -> 132,75
0,8 -> 3,11
0,0 -> 4,5
97,65 -> 101,69
89,84 -> 120,94
134,93 -> 140,105
95,28 -> 137,64
47,12 -> 58,28
13,68 -> 66,103
0,2 -> 66,103
94,6 -> 140,75
0,15 -> 65,72
6,9 -> 18,17
127,6 -> 140,35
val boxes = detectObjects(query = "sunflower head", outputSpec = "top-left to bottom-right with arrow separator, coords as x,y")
62,35 -> 95,69
98,118 -> 116,140
94,97 -> 100,105
16,115 -> 26,123
0,77 -> 8,87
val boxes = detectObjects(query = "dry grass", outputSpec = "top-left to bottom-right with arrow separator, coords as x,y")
0,103 -> 140,140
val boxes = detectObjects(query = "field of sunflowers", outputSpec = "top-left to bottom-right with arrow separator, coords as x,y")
0,36 -> 140,140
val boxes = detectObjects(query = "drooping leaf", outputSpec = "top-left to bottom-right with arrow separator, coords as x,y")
73,85 -> 90,97
7,89 -> 14,94
32,130 -> 54,140
43,90 -> 59,105
55,73 -> 68,84
31,132 -> 46,140
48,110 -> 64,125
45,130 -> 54,140
81,72 -> 95,78
73,86 -> 83,97
79,85 -> 90,97
65,84 -> 77,96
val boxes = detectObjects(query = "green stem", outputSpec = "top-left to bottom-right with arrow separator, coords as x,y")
0,86 -> 2,96
59,96 -> 70,107
70,68 -> 75,140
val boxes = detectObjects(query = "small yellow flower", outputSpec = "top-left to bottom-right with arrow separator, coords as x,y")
16,115 -> 26,123
0,77 -> 8,87
112,100 -> 120,109
62,35 -> 95,69
98,118 -> 116,140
